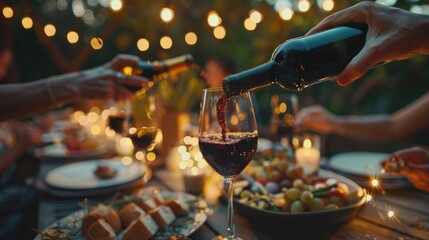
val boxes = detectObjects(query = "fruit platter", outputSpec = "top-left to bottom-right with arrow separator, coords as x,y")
233,149 -> 367,237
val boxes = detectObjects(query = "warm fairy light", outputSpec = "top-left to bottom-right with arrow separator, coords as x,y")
121,156 -> 133,165
160,7 -> 174,23
120,137 -> 133,147
371,179 -> 379,187
160,36 -> 173,49
194,152 -> 203,161
105,128 -> 115,138
110,0 -> 123,11
78,115 -> 88,126
135,151 -> 145,161
190,137 -> 199,146
44,24 -> 56,37
128,127 -> 137,135
279,102 -> 287,113
90,37 -> 103,50
2,7 -> 13,18
185,32 -> 198,45
388,210 -> 395,218
303,139 -> 312,148
73,110 -> 85,123
108,106 -> 118,115
181,152 -> 191,161
90,125 -> 101,135
279,7 -> 294,20
213,26 -> 226,39
183,136 -> 192,145
366,194 -> 373,202
87,112 -> 99,123
177,145 -> 187,154
67,31 -> 79,44
137,38 -> 150,51
122,66 -> 133,75
146,152 -> 156,161
244,18 -> 257,31
249,10 -> 263,23
207,11 -> 221,27
22,17 -> 33,29
322,0 -> 334,11
298,0 -> 311,12
179,161 -> 187,170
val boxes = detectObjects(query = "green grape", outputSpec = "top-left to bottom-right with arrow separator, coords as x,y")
285,188 -> 301,201
291,200 -> 305,213
240,190 -> 252,199
292,179 -> 305,190
300,190 -> 314,204
310,198 -> 325,211
325,203 -> 339,210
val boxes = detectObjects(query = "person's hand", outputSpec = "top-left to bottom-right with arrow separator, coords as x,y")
9,121 -> 43,149
77,54 -> 149,99
381,147 -> 429,192
295,105 -> 340,134
306,1 -> 429,86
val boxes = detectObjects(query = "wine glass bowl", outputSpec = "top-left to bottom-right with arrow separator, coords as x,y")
198,88 -> 258,239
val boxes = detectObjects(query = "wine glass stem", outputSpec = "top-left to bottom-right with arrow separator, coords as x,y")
224,176 -> 236,239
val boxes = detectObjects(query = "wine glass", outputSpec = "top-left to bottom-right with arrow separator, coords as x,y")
198,88 -> 258,240
107,99 -> 131,136
125,91 -> 160,167
270,94 -> 298,154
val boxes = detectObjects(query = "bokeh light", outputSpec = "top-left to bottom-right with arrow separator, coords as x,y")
2,7 -> 13,18
279,7 -> 294,20
137,38 -> 150,51
21,17 -> 33,29
213,26 -> 226,39
110,0 -> 123,11
298,0 -> 311,12
249,10 -> 263,23
160,36 -> 173,49
207,11 -> 221,27
67,31 -> 79,44
185,32 -> 198,45
90,37 -> 103,50
160,7 -> 174,23
244,18 -> 257,31
44,24 -> 56,37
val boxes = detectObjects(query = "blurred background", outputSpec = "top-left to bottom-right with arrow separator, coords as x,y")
2,0 -> 429,147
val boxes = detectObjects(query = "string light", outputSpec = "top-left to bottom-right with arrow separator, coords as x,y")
298,0 -> 311,12
44,24 -> 56,37
2,7 -> 13,18
213,26 -> 226,39
279,7 -> 294,21
110,0 -> 123,11
249,10 -> 263,23
322,0 -> 335,11
371,178 -> 379,187
185,32 -> 198,45
90,37 -> 103,50
21,17 -> 33,29
160,7 -> 174,23
137,38 -> 150,51
244,18 -> 257,31
388,210 -> 395,218
160,36 -> 173,49
207,11 -> 221,27
67,31 -> 79,44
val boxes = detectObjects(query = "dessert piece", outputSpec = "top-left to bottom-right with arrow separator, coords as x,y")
82,204 -> 121,234
85,218 -> 115,240
94,164 -> 117,179
149,206 -> 176,229
121,215 -> 159,240
137,197 -> 158,212
119,202 -> 146,228
163,198 -> 190,217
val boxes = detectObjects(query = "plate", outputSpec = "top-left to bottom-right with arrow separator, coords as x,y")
34,192 -> 208,240
234,169 -> 366,238
328,152 -> 406,179
38,143 -> 113,161
45,158 -> 144,190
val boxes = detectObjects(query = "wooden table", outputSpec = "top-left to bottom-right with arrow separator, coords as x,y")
37,162 -> 429,240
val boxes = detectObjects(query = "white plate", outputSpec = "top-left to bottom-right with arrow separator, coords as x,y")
39,143 -> 111,160
329,152 -> 406,179
45,158 -> 144,190
34,191 -> 208,240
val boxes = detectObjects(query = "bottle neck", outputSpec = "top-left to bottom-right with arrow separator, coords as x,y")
223,61 -> 275,97
136,54 -> 194,79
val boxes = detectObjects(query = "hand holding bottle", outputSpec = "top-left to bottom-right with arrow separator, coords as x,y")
307,1 -> 429,86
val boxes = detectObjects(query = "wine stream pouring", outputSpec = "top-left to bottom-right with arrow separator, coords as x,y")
222,24 -> 371,97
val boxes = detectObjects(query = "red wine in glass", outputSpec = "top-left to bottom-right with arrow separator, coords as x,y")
128,127 -> 157,151
199,132 -> 258,177
108,113 -> 126,134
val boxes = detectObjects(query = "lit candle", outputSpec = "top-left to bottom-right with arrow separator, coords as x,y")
183,167 -> 205,195
294,138 -> 320,175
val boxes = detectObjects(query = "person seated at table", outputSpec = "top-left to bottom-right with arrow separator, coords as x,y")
203,56 -> 237,88
299,1 -> 429,192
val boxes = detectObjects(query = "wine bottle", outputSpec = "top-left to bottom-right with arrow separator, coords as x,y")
222,25 -> 368,97
124,54 -> 195,93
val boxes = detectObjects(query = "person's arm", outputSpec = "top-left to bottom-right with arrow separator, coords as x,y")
307,1 -> 429,85
0,54 -> 148,122
296,92 -> 429,141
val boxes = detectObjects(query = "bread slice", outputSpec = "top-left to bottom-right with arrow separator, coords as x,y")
163,198 -> 190,217
82,204 -> 122,233
137,197 -> 157,212
119,202 -> 146,228
85,218 -> 116,240
121,215 -> 159,240
149,206 -> 176,229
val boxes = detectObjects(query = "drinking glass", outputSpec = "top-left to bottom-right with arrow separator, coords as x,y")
107,99 -> 132,136
198,88 -> 258,240
125,91 -> 160,166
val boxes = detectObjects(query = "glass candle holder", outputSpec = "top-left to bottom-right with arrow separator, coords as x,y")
292,133 -> 321,175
